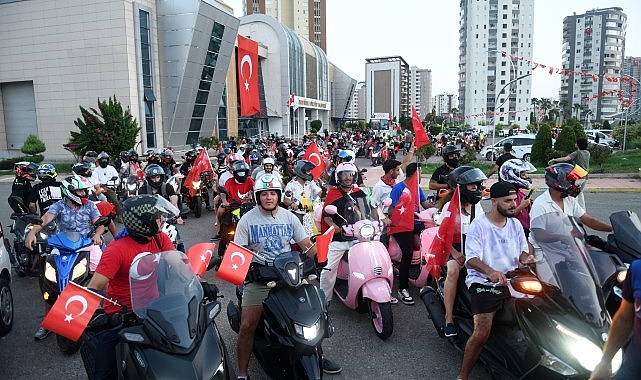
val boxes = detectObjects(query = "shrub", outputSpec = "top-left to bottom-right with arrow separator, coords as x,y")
0,155 -> 44,170
589,144 -> 611,172
531,123 -> 553,165
415,143 -> 436,163
21,134 -> 46,156
553,125 -> 577,156
460,145 -> 477,165
310,119 -> 322,134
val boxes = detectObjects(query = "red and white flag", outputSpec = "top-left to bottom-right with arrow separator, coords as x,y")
411,105 -> 431,149
237,35 -> 261,116
301,142 -> 326,181
41,282 -> 103,342
315,225 -> 335,263
216,241 -> 254,285
184,149 -> 214,196
426,187 -> 461,279
186,242 -> 215,276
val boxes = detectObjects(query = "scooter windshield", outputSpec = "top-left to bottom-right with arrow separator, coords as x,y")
530,213 -> 606,327
129,250 -> 204,348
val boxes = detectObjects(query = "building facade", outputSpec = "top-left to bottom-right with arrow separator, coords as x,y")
622,56 -> 640,118
365,56 -> 410,122
346,81 -> 365,121
433,93 -> 459,117
244,0 -> 326,53
458,0 -> 533,128
0,0 -> 239,160
560,7 -> 627,123
410,66 -> 432,118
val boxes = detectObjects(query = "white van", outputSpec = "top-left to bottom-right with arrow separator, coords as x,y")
480,134 -> 537,162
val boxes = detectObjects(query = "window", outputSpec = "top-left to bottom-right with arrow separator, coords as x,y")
139,9 -> 156,148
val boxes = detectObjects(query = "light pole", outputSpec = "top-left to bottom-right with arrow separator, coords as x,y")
620,74 -> 640,152
489,72 -> 532,160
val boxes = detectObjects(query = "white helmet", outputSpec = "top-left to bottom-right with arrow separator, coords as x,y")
335,162 -> 357,186
254,173 -> 282,208
61,175 -> 92,205
226,153 -> 244,168
499,159 -> 536,189
263,157 -> 275,166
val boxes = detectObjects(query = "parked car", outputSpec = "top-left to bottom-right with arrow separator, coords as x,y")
479,134 -> 538,162
0,221 -> 14,337
586,130 -> 618,148
586,134 -> 612,150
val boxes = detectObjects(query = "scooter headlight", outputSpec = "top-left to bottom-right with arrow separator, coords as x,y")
359,223 -> 375,239
127,183 -> 137,191
192,180 -> 202,190
554,322 -> 623,373
293,319 -> 320,341
71,258 -> 88,280
44,262 -> 57,282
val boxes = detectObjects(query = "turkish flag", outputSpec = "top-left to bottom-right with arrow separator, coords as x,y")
237,35 -> 261,116
186,242 -> 215,275
388,171 -> 420,234
301,142 -> 326,181
184,149 -> 214,196
427,187 -> 461,279
41,282 -> 103,342
315,225 -> 334,263
216,241 -> 254,285
411,105 -> 431,149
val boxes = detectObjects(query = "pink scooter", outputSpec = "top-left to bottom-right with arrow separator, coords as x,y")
325,205 -> 395,340
387,208 -> 439,289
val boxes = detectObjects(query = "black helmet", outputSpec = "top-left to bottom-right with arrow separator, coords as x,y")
37,163 -> 58,181
84,151 -> 98,163
121,195 -> 179,241
545,163 -> 586,198
232,161 -> 250,183
128,150 -> 139,161
185,149 -> 198,162
293,160 -> 315,182
72,162 -> 92,177
97,151 -> 110,168
14,161 -> 38,181
144,164 -> 165,189
453,166 -> 487,205
442,145 -> 461,168
120,150 -> 129,161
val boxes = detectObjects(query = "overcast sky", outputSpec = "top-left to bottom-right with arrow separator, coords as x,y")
226,0 -> 640,100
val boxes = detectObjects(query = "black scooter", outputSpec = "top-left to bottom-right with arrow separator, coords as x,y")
421,213 -> 624,379
227,251 -> 332,379
81,250 -> 233,379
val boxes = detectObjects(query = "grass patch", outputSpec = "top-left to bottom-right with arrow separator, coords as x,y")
592,149 -> 641,173
0,162 -> 74,176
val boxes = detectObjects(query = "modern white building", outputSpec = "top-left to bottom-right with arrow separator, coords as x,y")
365,56 -> 410,122
622,56 -> 640,118
433,93 -> 459,117
560,7 -> 627,122
410,66 -> 432,118
346,81 -> 365,121
458,0 -> 533,127
0,0 -> 239,160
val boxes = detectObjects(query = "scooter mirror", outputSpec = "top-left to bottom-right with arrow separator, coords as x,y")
324,205 -> 338,215
383,198 -> 392,207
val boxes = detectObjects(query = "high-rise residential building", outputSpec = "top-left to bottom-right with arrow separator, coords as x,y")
458,0 -> 533,127
433,93 -> 459,117
410,66 -> 432,118
622,56 -> 640,118
244,0 -> 326,52
347,82 -> 365,120
365,56 -> 410,122
560,7 -> 627,122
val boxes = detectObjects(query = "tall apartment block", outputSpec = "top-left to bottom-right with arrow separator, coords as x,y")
560,7 -> 627,122
458,0 -> 533,127
410,66 -> 432,118
622,56 -> 640,118
434,93 -> 459,117
244,0 -> 326,52
365,56 -> 410,121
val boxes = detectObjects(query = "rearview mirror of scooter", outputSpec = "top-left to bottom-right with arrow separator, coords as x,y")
324,205 -> 338,215
94,216 -> 112,227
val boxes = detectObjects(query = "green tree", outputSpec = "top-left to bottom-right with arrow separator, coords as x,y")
21,134 -> 46,156
589,144 -> 611,172
415,143 -> 436,163
310,119 -> 322,134
531,122 -> 553,165
69,96 -> 140,159
554,125 -> 577,156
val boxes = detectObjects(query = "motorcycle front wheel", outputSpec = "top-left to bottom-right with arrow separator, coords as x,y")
193,195 -> 202,218
57,333 -> 81,355
367,299 -> 393,340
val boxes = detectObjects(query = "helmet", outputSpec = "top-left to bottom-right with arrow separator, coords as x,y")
500,159 -> 536,189
335,162 -> 357,187
192,143 -> 204,151
254,173 -> 283,207
263,157 -> 275,166
97,151 -> 110,168
120,150 -> 129,161
128,150 -> 139,161
184,149 -> 198,162
37,163 -> 58,181
72,162 -> 92,177
160,148 -> 173,159
450,166 -> 487,205
122,195 -> 179,239
61,175 -> 92,205
232,161 -> 250,183
442,145 -> 461,168
545,163 -> 587,198
338,149 -> 355,163
146,149 -> 160,164
249,151 -> 261,163
97,151 -> 110,161
293,160 -> 315,182
14,161 -> 38,180
226,153 -> 244,167
84,151 -> 98,163
223,147 -> 231,155
144,164 -> 165,189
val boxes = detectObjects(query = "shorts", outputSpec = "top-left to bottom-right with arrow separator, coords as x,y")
469,284 -> 510,315
242,282 -> 271,307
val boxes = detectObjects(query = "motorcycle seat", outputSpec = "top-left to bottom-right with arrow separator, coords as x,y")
493,298 -> 519,327
10,212 -> 29,220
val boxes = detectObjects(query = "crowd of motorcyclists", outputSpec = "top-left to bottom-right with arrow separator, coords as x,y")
5,126 -> 640,380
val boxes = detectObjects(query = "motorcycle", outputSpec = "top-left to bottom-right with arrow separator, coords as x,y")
181,172 -> 210,218
227,250 -> 331,379
215,186 -> 255,263
81,249 -> 233,379
324,205 -> 394,339
369,145 -> 382,167
420,213 -> 624,379
7,196 -> 54,277
41,216 -> 111,354
166,172 -> 189,217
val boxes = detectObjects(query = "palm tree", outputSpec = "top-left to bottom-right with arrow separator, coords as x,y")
539,98 -> 553,121
582,109 -> 594,129
559,99 -> 570,124
531,98 -> 539,124
548,108 -> 560,124
573,103 -> 583,120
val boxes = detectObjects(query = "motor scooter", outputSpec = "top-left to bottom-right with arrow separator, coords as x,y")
369,145 -> 382,166
421,213 -> 624,379
324,205 -> 394,339
227,250 -> 330,379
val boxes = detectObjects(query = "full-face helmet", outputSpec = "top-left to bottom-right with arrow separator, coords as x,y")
500,159 -> 536,189
232,161 -> 250,183
122,195 -> 179,241
144,164 -> 165,189
545,163 -> 587,198
37,163 -> 58,182
61,175 -> 92,205
293,160 -> 314,182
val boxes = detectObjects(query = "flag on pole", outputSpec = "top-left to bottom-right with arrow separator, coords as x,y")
41,282 -> 103,342
301,142 -> 326,181
216,242 -> 254,285
237,35 -> 261,116
411,105 -> 431,149
186,242 -> 215,276
315,225 -> 334,263
184,149 -> 214,196
427,187 -> 461,279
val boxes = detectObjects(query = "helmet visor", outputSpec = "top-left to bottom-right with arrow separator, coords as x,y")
567,165 -> 588,182
152,195 -> 180,220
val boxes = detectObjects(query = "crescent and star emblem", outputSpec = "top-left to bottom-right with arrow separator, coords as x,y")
308,152 -> 321,167
230,252 -> 246,270
201,249 -> 213,263
64,295 -> 89,323
240,54 -> 253,91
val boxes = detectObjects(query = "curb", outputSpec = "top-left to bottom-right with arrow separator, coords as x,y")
586,187 -> 641,193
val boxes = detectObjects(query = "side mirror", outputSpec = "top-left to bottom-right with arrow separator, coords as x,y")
360,168 -> 368,173
324,205 -> 338,215
110,176 -> 118,181
94,216 -> 111,227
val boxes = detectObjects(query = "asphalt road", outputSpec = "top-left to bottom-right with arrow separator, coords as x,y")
0,160 -> 639,380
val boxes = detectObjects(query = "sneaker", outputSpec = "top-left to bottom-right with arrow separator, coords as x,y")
390,296 -> 399,304
444,323 -> 457,337
34,327 -> 51,340
237,376 -> 250,380
397,289 -> 415,305
322,356 -> 342,374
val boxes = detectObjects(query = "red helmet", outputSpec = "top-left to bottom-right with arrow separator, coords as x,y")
14,161 -> 38,181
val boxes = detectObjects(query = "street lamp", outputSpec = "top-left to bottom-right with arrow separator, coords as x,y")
489,72 -> 532,160
620,74 -> 640,152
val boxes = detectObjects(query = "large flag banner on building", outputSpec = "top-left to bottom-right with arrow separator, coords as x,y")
411,105 -> 431,149
41,282 -> 103,342
184,149 -> 214,196
216,242 -> 254,285
301,142 -> 326,180
237,35 -> 261,116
